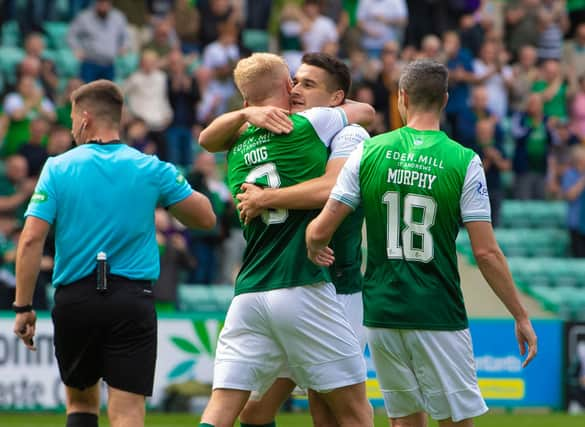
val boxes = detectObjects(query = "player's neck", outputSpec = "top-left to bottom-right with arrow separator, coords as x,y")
405,112 -> 441,131
254,97 -> 289,111
83,129 -> 121,144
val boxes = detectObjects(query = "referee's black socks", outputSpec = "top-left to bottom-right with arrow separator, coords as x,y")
66,412 -> 98,427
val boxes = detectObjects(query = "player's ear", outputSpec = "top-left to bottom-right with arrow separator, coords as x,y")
243,99 -> 249,108
331,90 -> 344,107
442,93 -> 449,110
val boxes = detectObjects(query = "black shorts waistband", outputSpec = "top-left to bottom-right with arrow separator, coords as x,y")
60,274 -> 152,289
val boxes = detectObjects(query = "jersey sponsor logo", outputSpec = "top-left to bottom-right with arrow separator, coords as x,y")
414,138 -> 423,146
387,168 -> 437,190
477,181 -> 489,198
386,150 -> 445,170
30,191 -> 48,203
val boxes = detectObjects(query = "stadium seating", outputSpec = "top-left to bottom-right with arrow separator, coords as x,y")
1,21 -> 21,47
242,29 -> 270,53
177,284 -> 233,313
499,200 -> 567,229
43,21 -> 70,50
0,46 -> 25,85
456,228 -> 569,262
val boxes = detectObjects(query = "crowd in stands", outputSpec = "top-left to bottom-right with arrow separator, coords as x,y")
1,0 -> 585,310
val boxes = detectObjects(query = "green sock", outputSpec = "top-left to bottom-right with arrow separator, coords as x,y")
199,424 -> 215,427
240,423 -> 276,427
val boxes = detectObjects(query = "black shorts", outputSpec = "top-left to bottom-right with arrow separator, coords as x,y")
52,275 -> 157,396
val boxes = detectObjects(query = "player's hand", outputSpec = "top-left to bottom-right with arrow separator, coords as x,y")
244,106 -> 293,134
515,317 -> 537,368
307,245 -> 335,267
237,183 -> 266,225
14,311 -> 37,351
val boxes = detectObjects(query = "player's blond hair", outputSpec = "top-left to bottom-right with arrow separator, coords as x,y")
233,53 -> 290,104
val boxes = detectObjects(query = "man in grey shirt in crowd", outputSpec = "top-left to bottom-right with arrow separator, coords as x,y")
67,0 -> 130,83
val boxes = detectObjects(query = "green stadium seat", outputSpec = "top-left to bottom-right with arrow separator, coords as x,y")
210,285 -> 234,311
177,284 -> 219,312
530,286 -> 585,319
242,30 -> 270,53
0,46 -> 25,85
115,52 -> 139,81
1,21 -> 21,47
53,49 -> 79,78
500,201 -> 567,229
43,21 -> 70,50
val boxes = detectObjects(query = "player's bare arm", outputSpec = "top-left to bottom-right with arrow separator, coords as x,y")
198,106 -> 293,152
465,220 -> 538,367
306,198 -> 353,266
237,157 -> 346,224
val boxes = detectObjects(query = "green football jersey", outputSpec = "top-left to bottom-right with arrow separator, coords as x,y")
327,125 -> 369,295
331,127 -> 491,330
228,108 -> 348,295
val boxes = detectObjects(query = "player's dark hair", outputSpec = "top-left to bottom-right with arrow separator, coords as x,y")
301,52 -> 351,100
398,60 -> 448,112
71,79 -> 124,126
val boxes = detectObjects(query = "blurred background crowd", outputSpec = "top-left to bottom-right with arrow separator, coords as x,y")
0,0 -> 585,312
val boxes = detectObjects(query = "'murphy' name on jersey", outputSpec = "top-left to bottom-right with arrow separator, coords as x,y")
385,150 -> 443,190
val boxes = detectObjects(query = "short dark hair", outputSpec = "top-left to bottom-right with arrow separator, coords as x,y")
71,79 -> 123,126
398,60 -> 448,111
301,52 -> 351,99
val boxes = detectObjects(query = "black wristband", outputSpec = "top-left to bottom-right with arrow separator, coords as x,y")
12,303 -> 33,313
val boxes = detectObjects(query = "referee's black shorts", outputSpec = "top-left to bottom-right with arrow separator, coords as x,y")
52,275 -> 157,396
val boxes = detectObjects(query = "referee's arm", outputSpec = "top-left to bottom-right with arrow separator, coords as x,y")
168,192 -> 217,230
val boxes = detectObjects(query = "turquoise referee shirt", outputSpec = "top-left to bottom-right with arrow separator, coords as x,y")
25,142 -> 193,286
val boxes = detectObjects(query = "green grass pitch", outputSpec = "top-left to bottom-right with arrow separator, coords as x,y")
0,413 -> 584,427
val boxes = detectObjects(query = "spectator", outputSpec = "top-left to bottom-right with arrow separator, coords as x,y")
419,34 -> 443,61
357,0 -> 408,57
504,0 -> 541,59
353,84 -> 386,136
46,126 -> 73,156
186,152 -> 230,284
532,59 -> 571,121
473,40 -> 513,119
244,0 -> 273,30
124,49 -> 173,157
549,119 -> 580,198
154,208 -> 197,310
563,22 -> 585,87
511,93 -> 554,200
55,78 -> 83,130
562,145 -> 585,257
567,0 -> 585,39
476,118 -> 511,226
22,33 -> 58,102
17,118 -> 49,177
198,0 -> 239,50
279,3 -> 306,74
458,13 -> 484,58
571,75 -> 585,141
0,155 -> 36,223
456,85 -> 503,151
370,41 -> 401,132
2,76 -> 56,157
444,30 -> 475,140
124,118 -> 158,155
142,19 -> 179,67
166,50 -> 201,168
510,45 -> 539,114
198,20 -> 240,124
301,0 -> 338,54
67,0 -> 131,82
173,0 -> 201,55
147,0 -> 175,22
537,0 -> 569,61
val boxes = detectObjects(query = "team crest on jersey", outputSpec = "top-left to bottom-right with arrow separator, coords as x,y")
414,138 -> 423,146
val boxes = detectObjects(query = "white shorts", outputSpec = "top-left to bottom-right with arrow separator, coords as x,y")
214,282 -> 366,397
337,292 -> 366,352
367,328 -> 488,422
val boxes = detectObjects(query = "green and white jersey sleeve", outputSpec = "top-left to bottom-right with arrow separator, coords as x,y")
297,107 -> 348,147
329,125 -> 370,160
460,155 -> 491,223
330,142 -> 364,210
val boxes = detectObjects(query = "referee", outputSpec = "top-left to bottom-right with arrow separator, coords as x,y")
12,80 -> 216,427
